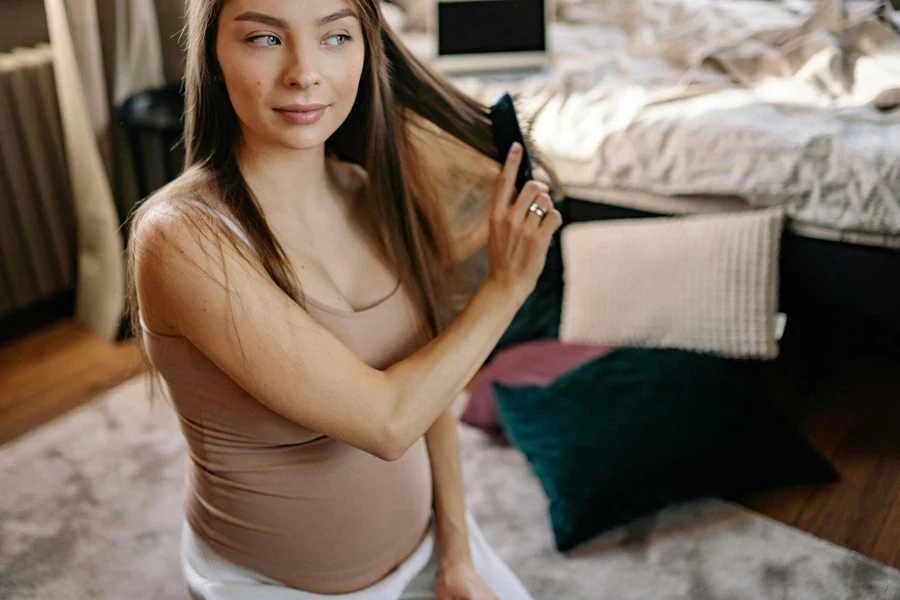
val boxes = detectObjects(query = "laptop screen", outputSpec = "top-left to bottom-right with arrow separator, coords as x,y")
437,0 -> 546,56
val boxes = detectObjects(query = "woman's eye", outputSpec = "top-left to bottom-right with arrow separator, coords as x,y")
249,34 -> 280,47
325,34 -> 351,47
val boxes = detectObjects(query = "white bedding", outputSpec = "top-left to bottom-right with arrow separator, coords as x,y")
403,0 -> 900,248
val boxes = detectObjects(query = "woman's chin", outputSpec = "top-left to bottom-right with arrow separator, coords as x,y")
243,117 -> 340,152
272,131 -> 332,151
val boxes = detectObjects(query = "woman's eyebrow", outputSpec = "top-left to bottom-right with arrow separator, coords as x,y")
234,11 -> 289,29
317,8 -> 357,26
233,9 -> 357,29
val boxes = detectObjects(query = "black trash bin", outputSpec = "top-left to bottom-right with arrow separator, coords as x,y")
117,82 -> 186,201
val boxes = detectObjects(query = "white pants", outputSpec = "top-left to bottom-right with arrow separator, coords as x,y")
181,513 -> 535,600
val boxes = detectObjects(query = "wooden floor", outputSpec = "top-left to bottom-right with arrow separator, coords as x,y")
0,320 -> 145,447
740,348 -> 900,569
0,319 -> 898,570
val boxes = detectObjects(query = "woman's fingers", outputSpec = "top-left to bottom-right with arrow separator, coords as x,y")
538,205 -> 563,239
490,142 -> 523,223
511,181 -> 549,232
485,140 -> 563,302
520,205 -> 563,267
521,191 -> 553,234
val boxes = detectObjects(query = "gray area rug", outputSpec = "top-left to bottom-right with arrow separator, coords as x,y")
1,377 -> 899,600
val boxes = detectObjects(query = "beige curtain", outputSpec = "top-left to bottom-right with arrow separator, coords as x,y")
43,0 -> 167,340
113,0 -> 167,103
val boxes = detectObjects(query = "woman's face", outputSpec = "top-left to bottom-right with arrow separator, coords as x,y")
216,0 -> 366,151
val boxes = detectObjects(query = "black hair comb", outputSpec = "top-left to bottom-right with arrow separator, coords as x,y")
489,91 -> 534,193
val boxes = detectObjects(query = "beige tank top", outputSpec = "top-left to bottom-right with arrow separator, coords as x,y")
140,203 -> 434,594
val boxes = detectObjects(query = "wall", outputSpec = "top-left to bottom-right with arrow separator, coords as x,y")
0,0 -> 49,53
0,0 -> 185,82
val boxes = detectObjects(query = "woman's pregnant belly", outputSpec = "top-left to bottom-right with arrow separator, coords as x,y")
185,436 -> 433,594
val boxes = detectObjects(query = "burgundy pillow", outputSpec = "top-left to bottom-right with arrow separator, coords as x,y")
461,340 -> 614,439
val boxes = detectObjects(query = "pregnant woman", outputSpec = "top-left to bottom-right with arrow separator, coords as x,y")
127,1 -> 561,598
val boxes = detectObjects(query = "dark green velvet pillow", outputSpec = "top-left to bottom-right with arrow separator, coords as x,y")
492,199 -> 566,356
493,348 -> 838,552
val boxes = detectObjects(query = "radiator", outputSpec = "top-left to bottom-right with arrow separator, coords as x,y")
0,43 -> 76,320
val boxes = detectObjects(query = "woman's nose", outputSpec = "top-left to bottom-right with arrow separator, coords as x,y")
283,45 -> 321,89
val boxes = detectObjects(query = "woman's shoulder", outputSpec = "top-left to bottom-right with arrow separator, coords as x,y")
129,172 -> 256,290
130,169 -> 256,337
132,167 -> 226,234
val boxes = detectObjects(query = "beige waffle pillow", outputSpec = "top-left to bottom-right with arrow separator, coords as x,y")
559,207 -> 785,359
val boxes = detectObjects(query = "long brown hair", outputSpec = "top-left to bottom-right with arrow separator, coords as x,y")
125,0 -> 562,395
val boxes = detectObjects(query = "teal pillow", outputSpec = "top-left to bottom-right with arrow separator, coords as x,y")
493,348 -> 838,552
493,199 -> 566,355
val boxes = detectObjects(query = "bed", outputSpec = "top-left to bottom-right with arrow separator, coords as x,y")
401,0 -> 900,347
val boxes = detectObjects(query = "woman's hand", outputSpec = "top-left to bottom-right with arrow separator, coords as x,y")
486,142 -> 563,305
436,561 -> 499,600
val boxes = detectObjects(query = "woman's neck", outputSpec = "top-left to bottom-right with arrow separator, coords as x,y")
236,139 -> 345,222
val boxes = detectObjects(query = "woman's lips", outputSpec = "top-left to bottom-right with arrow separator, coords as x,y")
274,105 -> 327,125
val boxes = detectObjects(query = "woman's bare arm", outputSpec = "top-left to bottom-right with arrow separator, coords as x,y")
135,203 -> 518,460
135,146 -> 561,461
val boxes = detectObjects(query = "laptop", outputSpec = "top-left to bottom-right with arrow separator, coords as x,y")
428,0 -> 551,75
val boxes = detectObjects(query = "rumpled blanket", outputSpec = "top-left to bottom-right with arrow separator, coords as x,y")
445,0 -> 900,248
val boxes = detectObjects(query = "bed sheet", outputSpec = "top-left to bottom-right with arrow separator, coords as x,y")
564,185 -> 900,248
409,0 -> 900,249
